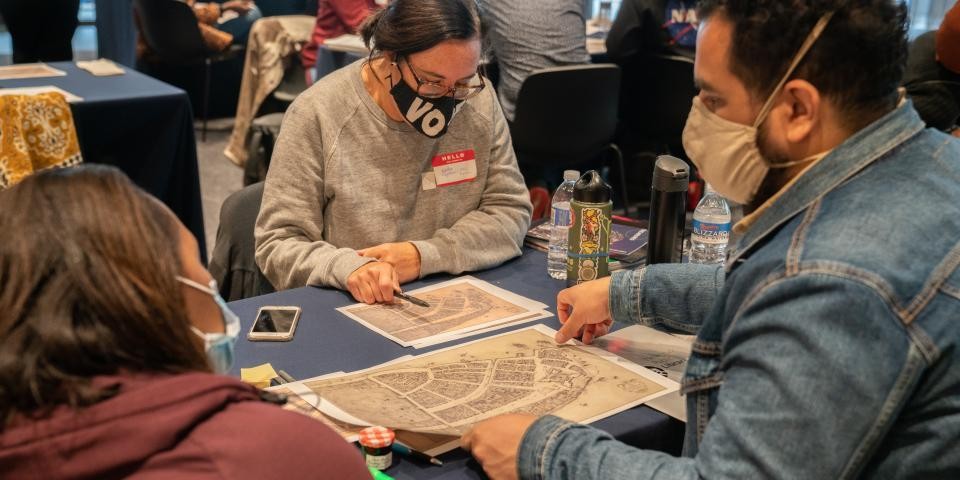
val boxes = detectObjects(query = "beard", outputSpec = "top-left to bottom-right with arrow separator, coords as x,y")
747,123 -> 796,214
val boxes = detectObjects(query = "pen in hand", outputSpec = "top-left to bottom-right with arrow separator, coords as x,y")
394,290 -> 431,308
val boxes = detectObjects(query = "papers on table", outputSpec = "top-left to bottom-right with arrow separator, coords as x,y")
322,34 -> 369,55
280,325 -> 677,454
337,276 -> 552,348
0,86 -> 83,103
594,325 -> 693,421
76,58 -> 126,76
0,63 -> 66,80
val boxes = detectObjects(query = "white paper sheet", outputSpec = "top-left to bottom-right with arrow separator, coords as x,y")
0,86 -> 83,103
595,325 -> 694,422
0,63 -> 66,80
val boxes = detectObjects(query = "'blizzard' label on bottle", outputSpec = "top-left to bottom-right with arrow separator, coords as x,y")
692,220 -> 730,245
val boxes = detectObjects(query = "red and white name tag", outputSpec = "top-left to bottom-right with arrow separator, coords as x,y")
431,149 -> 476,187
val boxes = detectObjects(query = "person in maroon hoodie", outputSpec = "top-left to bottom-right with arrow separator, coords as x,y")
0,165 -> 370,480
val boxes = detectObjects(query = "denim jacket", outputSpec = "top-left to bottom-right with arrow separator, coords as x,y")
518,103 -> 960,479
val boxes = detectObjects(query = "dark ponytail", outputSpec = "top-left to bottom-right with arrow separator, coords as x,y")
360,0 -> 481,58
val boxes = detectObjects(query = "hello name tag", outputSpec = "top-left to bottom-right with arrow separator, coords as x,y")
431,149 -> 477,187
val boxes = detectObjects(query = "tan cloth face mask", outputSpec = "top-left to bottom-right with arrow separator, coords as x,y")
682,12 -> 835,205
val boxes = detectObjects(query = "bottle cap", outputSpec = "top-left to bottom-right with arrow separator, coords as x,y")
573,170 -> 612,203
652,155 -> 689,193
359,426 -> 395,449
563,170 -> 581,182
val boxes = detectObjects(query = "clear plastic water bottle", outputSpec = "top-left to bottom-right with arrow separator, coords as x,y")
548,170 -> 581,279
690,184 -> 732,265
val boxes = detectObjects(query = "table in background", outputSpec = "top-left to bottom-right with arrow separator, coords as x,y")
229,248 -> 684,479
0,62 -> 206,260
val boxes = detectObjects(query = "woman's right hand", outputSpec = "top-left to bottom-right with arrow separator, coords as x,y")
346,261 -> 400,304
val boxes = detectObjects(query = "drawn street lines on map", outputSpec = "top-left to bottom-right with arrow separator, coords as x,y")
338,276 -> 551,348
279,366 -> 460,455
300,325 -> 676,436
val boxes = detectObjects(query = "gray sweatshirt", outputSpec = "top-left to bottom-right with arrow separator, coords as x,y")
255,60 -> 533,291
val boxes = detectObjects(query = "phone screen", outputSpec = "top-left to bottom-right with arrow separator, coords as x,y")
252,308 -> 298,333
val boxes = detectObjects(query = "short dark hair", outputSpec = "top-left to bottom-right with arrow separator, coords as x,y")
360,0 -> 481,58
0,165 -> 209,426
699,0 -> 909,127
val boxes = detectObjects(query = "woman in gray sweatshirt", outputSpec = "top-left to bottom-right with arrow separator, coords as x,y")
254,0 -> 533,304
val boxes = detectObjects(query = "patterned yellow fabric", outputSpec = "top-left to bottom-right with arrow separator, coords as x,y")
0,92 -> 83,189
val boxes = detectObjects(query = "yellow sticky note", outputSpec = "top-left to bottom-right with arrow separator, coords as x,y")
240,363 -> 278,389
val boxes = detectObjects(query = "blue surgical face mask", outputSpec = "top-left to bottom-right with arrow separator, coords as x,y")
176,276 -> 240,374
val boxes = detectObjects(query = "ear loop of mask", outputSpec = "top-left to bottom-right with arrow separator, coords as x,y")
753,11 -> 835,169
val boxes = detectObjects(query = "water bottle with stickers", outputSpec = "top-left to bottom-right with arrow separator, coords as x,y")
547,170 -> 581,279
690,184 -> 732,264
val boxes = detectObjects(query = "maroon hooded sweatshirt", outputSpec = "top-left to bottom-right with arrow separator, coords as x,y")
0,372 -> 370,479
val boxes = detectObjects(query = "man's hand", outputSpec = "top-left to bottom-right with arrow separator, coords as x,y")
461,414 -> 538,480
346,261 -> 399,304
556,276 -> 613,344
952,127 -> 960,139
358,242 -> 422,284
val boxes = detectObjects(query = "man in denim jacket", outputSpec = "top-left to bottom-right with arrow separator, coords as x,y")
462,1 -> 960,478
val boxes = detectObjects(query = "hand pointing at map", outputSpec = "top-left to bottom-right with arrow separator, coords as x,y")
347,242 -> 422,304
556,277 -> 613,345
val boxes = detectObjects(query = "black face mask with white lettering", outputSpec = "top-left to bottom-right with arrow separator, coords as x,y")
390,79 -> 463,138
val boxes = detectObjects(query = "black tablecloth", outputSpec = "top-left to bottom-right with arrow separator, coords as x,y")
228,249 -> 684,479
0,62 -> 206,260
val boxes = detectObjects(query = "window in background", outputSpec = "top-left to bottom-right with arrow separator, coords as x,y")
587,0 -> 624,21
907,0 -> 952,38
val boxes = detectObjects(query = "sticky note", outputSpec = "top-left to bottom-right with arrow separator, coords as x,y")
241,363 -> 278,389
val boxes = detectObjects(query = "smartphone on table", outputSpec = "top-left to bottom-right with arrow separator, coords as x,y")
248,306 -> 301,341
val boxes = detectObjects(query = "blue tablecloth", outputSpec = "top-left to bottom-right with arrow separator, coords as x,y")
0,62 -> 206,260
228,249 -> 684,479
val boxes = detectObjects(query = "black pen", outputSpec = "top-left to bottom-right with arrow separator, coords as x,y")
391,441 -> 443,466
394,291 -> 431,308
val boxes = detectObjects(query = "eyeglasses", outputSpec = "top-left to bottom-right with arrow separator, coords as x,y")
403,57 -> 486,100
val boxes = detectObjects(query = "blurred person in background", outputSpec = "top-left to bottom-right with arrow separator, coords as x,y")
904,0 -> 960,136
0,0 -> 79,63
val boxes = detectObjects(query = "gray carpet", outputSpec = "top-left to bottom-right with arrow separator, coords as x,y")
195,120 -> 244,258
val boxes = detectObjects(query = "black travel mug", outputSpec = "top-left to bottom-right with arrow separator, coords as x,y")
647,155 -> 689,265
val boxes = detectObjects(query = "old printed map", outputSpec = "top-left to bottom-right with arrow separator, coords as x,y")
338,277 -> 550,347
301,326 -> 673,436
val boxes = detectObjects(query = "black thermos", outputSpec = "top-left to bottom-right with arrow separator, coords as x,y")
647,155 -> 689,265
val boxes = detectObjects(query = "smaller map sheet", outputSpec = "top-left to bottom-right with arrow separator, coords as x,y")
337,276 -> 551,348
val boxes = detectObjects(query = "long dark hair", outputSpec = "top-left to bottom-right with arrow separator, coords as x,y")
360,0 -> 482,58
0,165 -> 209,427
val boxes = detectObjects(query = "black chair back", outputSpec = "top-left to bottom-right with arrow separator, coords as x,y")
511,64 -> 621,164
209,182 -> 275,301
133,0 -> 207,64
619,54 -> 697,146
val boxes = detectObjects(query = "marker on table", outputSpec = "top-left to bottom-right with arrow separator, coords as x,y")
368,466 -> 395,480
393,290 -> 431,308
391,441 -> 443,466
277,370 -> 296,383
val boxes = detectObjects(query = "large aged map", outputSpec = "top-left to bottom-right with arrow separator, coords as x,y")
302,326 -> 672,436
338,277 -> 549,347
